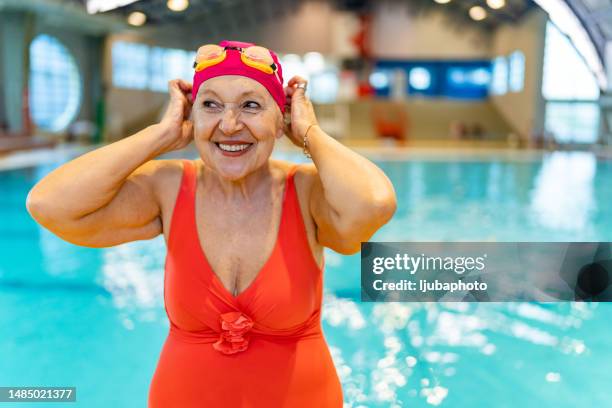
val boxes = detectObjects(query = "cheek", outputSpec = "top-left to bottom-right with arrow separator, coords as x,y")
193,115 -> 216,139
246,114 -> 281,142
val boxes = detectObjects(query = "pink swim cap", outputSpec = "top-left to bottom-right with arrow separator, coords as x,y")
192,40 -> 286,113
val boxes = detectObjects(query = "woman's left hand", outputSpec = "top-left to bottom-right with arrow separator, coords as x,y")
283,76 -> 319,148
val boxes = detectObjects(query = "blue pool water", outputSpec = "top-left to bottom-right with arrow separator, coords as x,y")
1,150 -> 611,407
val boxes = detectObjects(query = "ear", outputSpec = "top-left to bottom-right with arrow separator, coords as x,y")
275,110 -> 285,139
275,125 -> 284,139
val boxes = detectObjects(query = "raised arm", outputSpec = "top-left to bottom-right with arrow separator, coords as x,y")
26,79 -> 194,247
284,76 -> 397,255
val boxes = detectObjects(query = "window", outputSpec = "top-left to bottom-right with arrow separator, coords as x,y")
374,60 -> 491,100
369,69 -> 392,98
29,34 -> 82,132
112,41 -> 193,92
445,66 -> 491,99
278,54 -> 309,86
545,102 -> 600,143
508,51 -> 525,92
490,56 -> 508,95
148,47 -> 195,92
542,21 -> 600,143
112,42 -> 149,90
86,0 -> 139,13
409,67 -> 432,91
542,22 -> 599,100
279,53 -> 341,103
310,70 -> 339,103
369,70 -> 391,90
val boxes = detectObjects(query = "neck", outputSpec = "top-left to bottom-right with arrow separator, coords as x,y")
201,160 -> 274,202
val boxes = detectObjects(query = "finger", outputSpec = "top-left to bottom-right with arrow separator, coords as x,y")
292,84 -> 307,100
290,80 -> 308,98
168,79 -> 178,93
177,79 -> 193,93
168,80 -> 185,99
287,75 -> 307,87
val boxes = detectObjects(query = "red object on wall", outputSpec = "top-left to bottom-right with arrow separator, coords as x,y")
357,82 -> 375,98
371,102 -> 409,142
351,14 -> 373,59
351,12 -> 374,99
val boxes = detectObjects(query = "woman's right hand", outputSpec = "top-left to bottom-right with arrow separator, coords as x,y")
158,79 -> 194,154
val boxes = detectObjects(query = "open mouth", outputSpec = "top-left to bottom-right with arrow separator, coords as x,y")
214,142 -> 254,154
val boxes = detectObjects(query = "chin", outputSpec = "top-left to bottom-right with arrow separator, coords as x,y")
217,166 -> 249,181
212,157 -> 263,181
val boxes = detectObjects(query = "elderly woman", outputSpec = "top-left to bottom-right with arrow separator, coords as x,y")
26,40 -> 396,407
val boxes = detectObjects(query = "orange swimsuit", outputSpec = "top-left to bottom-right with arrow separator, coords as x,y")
148,160 -> 344,407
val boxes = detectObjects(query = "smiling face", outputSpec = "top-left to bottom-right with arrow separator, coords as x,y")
192,75 -> 284,181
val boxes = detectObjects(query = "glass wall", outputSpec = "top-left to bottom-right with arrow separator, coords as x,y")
373,60 -> 493,100
542,21 -> 600,143
112,41 -> 194,92
29,34 -> 82,132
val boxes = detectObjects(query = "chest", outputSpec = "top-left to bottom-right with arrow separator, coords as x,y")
195,189 -> 285,297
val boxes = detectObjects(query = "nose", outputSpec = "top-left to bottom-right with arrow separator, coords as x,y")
218,106 -> 244,135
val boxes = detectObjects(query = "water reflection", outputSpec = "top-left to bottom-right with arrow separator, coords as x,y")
374,152 -> 605,242
529,152 -> 596,232
100,237 -> 167,326
3,153 -> 611,407
322,295 -> 598,407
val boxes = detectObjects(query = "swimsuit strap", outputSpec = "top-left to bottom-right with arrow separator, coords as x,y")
287,163 -> 299,178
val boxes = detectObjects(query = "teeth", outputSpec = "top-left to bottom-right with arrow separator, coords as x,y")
218,143 -> 251,152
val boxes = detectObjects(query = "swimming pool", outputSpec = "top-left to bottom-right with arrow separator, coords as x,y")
1,150 -> 610,407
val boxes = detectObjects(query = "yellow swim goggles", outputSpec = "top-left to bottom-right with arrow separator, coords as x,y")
193,44 -> 278,75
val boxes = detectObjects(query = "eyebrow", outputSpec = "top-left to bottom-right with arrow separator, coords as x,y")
200,89 -> 263,100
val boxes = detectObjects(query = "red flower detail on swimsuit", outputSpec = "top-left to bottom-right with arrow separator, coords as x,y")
213,312 -> 254,355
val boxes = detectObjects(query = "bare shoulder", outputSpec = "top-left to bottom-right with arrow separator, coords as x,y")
124,159 -> 184,216
285,161 -> 318,191
143,159 -> 188,207
141,159 -> 191,243
267,160 -> 317,193
142,158 -> 184,188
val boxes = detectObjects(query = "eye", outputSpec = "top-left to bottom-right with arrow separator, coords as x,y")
203,100 -> 221,109
243,100 -> 261,109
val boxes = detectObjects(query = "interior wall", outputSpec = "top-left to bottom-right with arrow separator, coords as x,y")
316,99 -> 512,140
0,11 -> 28,132
141,0 -> 492,58
370,1 -> 491,59
102,0 -> 504,140
490,8 -> 547,141
259,0 -> 335,54
102,1 -> 339,141
1,1 -> 552,143
135,1 -> 337,55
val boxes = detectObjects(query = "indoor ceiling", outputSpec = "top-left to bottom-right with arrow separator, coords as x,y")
565,0 -> 611,63
80,0 -> 537,30
2,0 -> 608,67
80,0 -> 610,68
